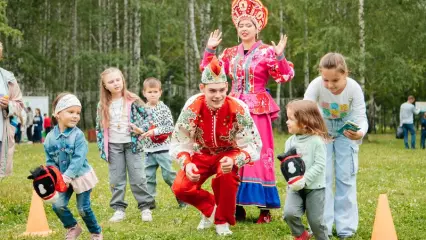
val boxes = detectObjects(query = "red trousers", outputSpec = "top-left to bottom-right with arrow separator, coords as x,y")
172,151 -> 240,225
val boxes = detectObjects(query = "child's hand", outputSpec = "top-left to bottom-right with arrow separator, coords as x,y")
343,130 -> 363,140
62,174 -> 72,187
0,95 -> 9,109
185,163 -> 200,182
129,123 -> 144,134
219,156 -> 233,173
141,129 -> 155,138
289,177 -> 305,191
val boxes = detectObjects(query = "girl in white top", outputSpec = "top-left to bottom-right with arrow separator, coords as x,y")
304,53 -> 368,239
95,67 -> 155,223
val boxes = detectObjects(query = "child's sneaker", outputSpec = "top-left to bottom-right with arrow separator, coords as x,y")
215,223 -> 233,236
141,209 -> 153,222
294,230 -> 311,240
197,206 -> 216,230
109,210 -> 125,222
65,224 -> 82,240
91,233 -> 103,240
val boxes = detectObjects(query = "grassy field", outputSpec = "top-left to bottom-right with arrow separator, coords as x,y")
0,133 -> 425,239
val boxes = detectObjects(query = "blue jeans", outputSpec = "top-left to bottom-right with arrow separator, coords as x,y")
402,123 -> 416,149
52,187 -> 101,234
421,130 -> 426,149
144,150 -> 177,197
324,119 -> 358,237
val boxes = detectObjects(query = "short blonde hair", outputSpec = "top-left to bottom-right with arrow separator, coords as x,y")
143,77 -> 162,90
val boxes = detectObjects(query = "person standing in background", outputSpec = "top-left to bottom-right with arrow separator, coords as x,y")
399,95 -> 421,149
0,40 -> 24,178
26,106 -> 34,142
43,113 -> 52,135
32,108 -> 43,143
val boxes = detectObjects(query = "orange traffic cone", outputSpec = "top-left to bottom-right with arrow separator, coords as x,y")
371,194 -> 398,240
22,190 -> 53,237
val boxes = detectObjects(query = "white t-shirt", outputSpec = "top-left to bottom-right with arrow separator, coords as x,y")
304,76 -> 368,136
400,102 -> 420,125
108,98 -> 131,143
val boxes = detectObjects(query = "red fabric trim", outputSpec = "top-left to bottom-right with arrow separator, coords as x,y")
288,175 -> 303,185
280,154 -> 301,164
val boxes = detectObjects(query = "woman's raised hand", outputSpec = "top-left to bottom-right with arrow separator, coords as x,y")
271,34 -> 288,56
206,29 -> 222,49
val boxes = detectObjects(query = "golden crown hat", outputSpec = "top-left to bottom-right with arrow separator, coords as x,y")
201,56 -> 227,84
231,0 -> 268,31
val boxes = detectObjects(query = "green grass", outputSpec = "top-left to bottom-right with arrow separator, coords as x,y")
1,134 -> 425,239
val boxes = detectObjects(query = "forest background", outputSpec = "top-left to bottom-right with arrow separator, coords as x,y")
0,0 -> 425,132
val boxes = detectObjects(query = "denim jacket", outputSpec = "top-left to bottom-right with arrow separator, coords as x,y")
44,126 -> 92,179
96,99 -> 151,161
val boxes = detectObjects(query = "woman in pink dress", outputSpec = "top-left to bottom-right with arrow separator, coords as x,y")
200,0 -> 294,223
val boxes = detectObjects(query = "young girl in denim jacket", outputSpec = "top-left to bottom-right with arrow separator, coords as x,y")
96,67 -> 155,223
44,93 -> 102,240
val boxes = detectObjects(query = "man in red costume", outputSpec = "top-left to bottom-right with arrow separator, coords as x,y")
171,57 -> 262,235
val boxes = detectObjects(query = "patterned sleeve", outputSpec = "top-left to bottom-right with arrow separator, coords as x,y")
134,102 -> 152,132
154,104 -> 174,135
169,95 -> 200,169
266,47 -> 295,83
231,99 -> 262,167
95,102 -> 103,152
200,48 -> 230,75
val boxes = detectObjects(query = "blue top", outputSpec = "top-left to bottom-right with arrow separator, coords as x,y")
421,117 -> 426,131
44,125 -> 92,179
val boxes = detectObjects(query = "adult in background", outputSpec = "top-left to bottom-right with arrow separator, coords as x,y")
43,113 -> 52,134
399,95 -> 420,149
26,106 -> 34,142
200,0 -> 295,223
32,108 -> 43,143
0,41 -> 24,178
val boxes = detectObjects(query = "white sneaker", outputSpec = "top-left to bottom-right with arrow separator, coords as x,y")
197,205 -> 216,230
141,209 -> 153,222
215,223 -> 233,236
109,210 -> 125,222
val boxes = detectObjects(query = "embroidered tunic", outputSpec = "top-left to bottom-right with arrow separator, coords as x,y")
170,94 -> 262,169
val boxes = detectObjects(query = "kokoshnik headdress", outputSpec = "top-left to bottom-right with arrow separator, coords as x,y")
231,0 -> 268,31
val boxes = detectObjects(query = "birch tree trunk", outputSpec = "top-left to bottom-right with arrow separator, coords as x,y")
189,0 -> 200,61
303,0 -> 310,90
123,0 -> 129,79
217,4 -> 223,53
115,1 -> 120,50
359,0 -> 365,90
72,0 -> 78,94
132,0 -> 141,94
184,7 -> 190,99
98,0 -> 103,53
275,5 -> 284,131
